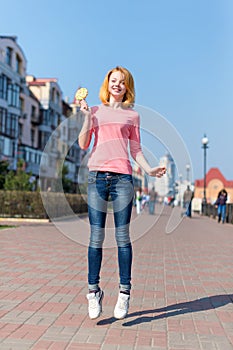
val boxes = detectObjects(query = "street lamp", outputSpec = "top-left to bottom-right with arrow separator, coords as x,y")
179,173 -> 183,208
201,134 -> 209,214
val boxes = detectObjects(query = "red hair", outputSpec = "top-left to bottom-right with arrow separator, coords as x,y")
99,66 -> 135,107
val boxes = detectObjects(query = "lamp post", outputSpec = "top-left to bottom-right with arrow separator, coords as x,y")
179,173 -> 183,208
201,134 -> 209,215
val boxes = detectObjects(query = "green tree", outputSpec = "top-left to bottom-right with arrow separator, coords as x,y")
4,159 -> 35,191
62,165 -> 73,193
0,160 -> 9,189
53,163 -> 74,193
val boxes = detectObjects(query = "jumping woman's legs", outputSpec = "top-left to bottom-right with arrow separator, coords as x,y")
87,172 -> 108,291
111,174 -> 134,293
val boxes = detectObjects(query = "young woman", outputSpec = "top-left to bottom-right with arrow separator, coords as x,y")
215,189 -> 228,223
78,66 -> 166,320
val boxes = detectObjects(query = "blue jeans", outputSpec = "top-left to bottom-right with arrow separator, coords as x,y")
218,204 -> 226,223
87,171 -> 134,292
149,201 -> 155,215
185,201 -> 192,217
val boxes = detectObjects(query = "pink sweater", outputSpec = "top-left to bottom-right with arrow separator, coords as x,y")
86,104 -> 143,174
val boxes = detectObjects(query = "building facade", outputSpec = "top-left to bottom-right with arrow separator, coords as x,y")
0,35 -> 88,191
154,153 -> 176,198
0,35 -> 25,170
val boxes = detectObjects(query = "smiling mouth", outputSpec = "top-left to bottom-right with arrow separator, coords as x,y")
112,88 -> 122,92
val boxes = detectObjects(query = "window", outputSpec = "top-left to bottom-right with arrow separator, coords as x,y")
38,154 -> 41,164
11,141 -> 15,157
31,151 -> 35,163
7,82 -> 20,108
38,131 -> 50,150
5,47 -> 12,66
0,74 -> 7,100
19,97 -> 24,113
31,105 -> 36,119
41,109 -> 49,125
7,81 -> 13,105
25,150 -> 29,162
35,153 -> 41,164
51,112 -> 57,128
31,129 -> 35,145
19,123 -> 23,139
5,114 -> 11,136
16,54 -> 22,74
5,113 -> 18,138
0,137 -> 4,154
0,107 -> 7,134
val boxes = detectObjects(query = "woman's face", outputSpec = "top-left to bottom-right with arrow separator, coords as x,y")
108,71 -> 126,101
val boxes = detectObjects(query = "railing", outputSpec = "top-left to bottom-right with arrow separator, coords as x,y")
203,203 -> 233,224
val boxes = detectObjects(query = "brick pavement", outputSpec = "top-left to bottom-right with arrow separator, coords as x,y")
0,206 -> 233,350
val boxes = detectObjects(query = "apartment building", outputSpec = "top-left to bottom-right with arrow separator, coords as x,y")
0,35 -> 24,170
0,35 -> 87,191
153,153 -> 176,198
18,80 -> 41,181
26,75 -> 63,190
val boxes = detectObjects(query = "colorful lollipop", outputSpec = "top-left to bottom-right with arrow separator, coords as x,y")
75,87 -> 88,103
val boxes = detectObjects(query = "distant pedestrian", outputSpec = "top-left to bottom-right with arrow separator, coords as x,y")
183,185 -> 194,217
141,191 -> 149,212
78,66 -> 166,320
215,189 -> 228,223
135,187 -> 143,214
148,187 -> 157,215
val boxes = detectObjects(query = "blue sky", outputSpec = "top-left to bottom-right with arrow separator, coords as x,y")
1,0 -> 233,181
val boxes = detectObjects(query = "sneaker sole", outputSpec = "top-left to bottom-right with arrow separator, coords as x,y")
114,313 -> 127,320
114,307 -> 128,319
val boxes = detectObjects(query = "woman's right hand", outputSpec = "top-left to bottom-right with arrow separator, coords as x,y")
80,99 -> 91,115
78,100 -> 92,149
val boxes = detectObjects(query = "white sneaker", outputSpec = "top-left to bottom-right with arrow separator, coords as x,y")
114,293 -> 130,319
86,290 -> 104,319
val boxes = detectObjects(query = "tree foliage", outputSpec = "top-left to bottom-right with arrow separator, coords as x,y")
4,159 -> 35,191
62,164 -> 73,193
0,160 -> 9,189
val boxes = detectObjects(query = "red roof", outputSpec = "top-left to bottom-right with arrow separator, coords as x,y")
195,167 -> 233,187
28,78 -> 58,86
28,82 -> 46,86
35,78 -> 57,82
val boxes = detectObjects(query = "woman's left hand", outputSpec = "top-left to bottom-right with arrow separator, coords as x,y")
148,166 -> 166,178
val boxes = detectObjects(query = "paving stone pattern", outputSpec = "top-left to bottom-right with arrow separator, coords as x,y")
0,206 -> 233,350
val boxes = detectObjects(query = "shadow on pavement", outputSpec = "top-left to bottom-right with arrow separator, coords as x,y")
97,294 -> 233,327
